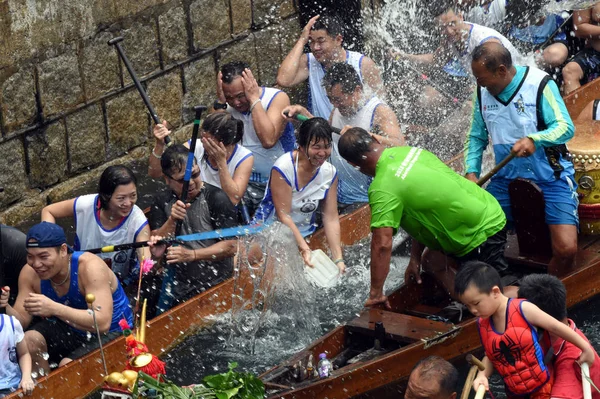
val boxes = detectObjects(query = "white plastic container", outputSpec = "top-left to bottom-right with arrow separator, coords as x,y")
305,249 -> 341,288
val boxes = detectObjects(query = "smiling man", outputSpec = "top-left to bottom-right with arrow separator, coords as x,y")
0,222 -> 133,373
149,144 -> 238,314
277,14 -> 384,119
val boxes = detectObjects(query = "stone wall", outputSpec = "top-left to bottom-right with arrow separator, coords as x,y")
0,0 -> 311,224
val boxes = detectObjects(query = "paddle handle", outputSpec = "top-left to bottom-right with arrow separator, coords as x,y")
108,36 -> 171,145
283,111 -> 341,134
477,152 -> 516,186
466,354 -> 486,371
474,385 -> 486,399
582,362 -> 592,399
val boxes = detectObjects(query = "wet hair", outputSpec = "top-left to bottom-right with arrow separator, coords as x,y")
454,261 -> 503,296
322,62 -> 363,93
412,356 -> 459,395
297,117 -> 332,149
518,274 -> 567,321
471,41 -> 513,72
161,144 -> 195,178
312,15 -> 344,38
338,127 -> 375,165
202,113 -> 243,145
221,61 -> 250,84
98,165 -> 137,210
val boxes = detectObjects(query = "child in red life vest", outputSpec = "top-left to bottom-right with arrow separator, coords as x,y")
454,262 -> 596,399
519,274 -> 600,399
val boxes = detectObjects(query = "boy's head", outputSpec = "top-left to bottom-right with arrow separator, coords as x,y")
518,274 -> 567,322
454,261 -> 504,318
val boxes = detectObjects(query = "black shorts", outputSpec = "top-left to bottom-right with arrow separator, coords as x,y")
454,228 -> 509,275
570,47 -> 600,83
29,318 -> 119,366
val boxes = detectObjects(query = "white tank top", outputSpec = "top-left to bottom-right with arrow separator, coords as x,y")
307,50 -> 364,119
0,315 -> 23,390
330,96 -> 381,204
254,152 -> 337,237
228,87 -> 293,185
73,194 -> 148,276
190,140 -> 253,188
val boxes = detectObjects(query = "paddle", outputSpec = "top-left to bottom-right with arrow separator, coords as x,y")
476,152 -> 516,186
582,362 -> 592,399
84,223 -> 267,254
283,111 -> 341,134
474,385 -> 486,399
108,36 -> 171,146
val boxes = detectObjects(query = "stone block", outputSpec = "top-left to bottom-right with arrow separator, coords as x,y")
253,0 -> 296,27
190,0 -> 230,50
158,5 -> 188,65
91,0 -> 118,27
121,21 -> 161,85
0,2 -> 33,69
38,53 -> 85,117
278,17 -> 301,59
1,67 -> 38,133
82,32 -> 121,101
147,71 -> 183,129
254,27 -> 282,86
219,35 -> 257,72
66,104 -> 107,172
230,0 -> 252,35
113,0 -> 170,20
26,121 -> 68,188
0,138 -> 28,208
183,55 -> 216,123
106,89 -> 150,158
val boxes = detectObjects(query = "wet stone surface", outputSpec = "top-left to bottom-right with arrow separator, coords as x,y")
66,104 -> 107,172
1,67 -> 38,133
26,121 -> 68,188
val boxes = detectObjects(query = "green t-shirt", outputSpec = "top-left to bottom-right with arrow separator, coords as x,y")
369,147 -> 506,257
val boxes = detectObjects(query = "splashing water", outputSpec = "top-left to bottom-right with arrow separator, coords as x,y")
158,225 -> 408,386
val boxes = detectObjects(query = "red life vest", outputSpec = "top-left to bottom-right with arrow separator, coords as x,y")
478,298 -> 550,396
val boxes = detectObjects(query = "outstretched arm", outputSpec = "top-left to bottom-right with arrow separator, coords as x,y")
41,198 -> 76,223
369,227 -> 393,306
277,16 -> 318,87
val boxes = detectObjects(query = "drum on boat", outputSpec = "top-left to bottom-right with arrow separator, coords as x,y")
569,120 -> 600,234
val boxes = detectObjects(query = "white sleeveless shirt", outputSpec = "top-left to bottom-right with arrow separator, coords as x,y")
254,152 -> 337,237
190,140 -> 253,188
330,96 -> 382,204
73,194 -> 148,278
308,50 -> 364,119
0,315 -> 23,390
228,87 -> 295,185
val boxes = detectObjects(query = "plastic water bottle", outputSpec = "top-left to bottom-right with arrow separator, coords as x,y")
317,353 -> 332,378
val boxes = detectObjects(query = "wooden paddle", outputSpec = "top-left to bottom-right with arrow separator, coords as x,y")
582,362 -> 592,399
462,354 -> 486,399
477,152 -> 516,186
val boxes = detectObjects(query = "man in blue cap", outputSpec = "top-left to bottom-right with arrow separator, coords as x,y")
0,222 -> 134,374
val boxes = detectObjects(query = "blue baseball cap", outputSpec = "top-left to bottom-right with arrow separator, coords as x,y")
26,222 -> 67,248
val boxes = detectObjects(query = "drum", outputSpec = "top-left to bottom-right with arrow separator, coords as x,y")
569,120 -> 600,234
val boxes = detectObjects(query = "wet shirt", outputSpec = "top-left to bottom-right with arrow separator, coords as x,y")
149,184 -> 237,301
369,147 -> 506,257
0,315 -> 23,390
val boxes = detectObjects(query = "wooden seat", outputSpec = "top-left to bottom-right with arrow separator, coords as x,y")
346,308 -> 454,344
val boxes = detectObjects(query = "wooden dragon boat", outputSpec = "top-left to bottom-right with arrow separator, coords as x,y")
257,78 -> 600,399
6,76 -> 600,399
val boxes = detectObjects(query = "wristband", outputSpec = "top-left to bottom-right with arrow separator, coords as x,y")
334,258 -> 344,265
151,148 -> 163,159
249,99 -> 261,113
213,100 -> 227,110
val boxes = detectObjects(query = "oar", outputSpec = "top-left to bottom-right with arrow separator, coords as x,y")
283,111 -> 341,134
582,362 -> 592,399
84,223 -> 267,254
476,152 -> 516,186
462,354 -> 486,399
475,385 -> 487,399
108,36 -> 172,146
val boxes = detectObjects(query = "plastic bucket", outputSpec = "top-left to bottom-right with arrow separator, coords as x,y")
305,249 -> 341,288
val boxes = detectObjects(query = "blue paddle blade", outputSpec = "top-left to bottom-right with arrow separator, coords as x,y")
175,223 -> 267,242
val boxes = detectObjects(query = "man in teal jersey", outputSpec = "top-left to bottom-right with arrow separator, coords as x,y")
465,41 -> 577,277
338,128 -> 507,307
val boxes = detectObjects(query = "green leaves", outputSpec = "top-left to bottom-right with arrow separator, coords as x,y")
133,363 -> 265,399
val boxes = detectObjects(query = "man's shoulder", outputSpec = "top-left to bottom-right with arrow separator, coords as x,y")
202,184 -> 235,210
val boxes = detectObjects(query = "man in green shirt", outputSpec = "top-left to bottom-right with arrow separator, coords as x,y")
338,128 -> 507,307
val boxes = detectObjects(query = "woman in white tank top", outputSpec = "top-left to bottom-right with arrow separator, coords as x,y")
149,114 -> 254,208
254,117 -> 346,273
41,165 -> 151,285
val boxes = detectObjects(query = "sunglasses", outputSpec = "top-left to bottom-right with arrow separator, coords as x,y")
167,169 -> 201,184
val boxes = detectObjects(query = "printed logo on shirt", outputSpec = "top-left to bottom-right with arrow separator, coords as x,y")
483,104 -> 499,112
300,199 -> 318,214
8,346 -> 17,363
513,94 -> 535,115
394,148 -> 422,180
